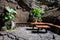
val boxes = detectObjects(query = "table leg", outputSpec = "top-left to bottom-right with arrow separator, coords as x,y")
37,28 -> 40,33
32,26 -> 34,29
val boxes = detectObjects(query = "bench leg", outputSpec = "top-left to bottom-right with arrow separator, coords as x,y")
32,26 -> 34,29
45,29 -> 47,33
37,28 -> 40,33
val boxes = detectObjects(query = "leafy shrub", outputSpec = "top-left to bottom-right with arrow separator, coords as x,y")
31,8 -> 43,22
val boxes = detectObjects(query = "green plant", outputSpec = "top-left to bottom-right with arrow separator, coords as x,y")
31,8 -> 43,22
4,6 -> 16,31
5,6 -> 16,22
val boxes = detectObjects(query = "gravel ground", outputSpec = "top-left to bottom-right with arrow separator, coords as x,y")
0,26 -> 60,40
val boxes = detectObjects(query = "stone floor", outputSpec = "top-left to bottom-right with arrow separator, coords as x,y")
0,26 -> 60,40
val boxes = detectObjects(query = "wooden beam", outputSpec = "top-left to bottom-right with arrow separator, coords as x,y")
16,22 -> 60,28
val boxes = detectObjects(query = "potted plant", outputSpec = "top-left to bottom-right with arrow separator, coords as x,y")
30,7 -> 43,22
4,6 -> 16,31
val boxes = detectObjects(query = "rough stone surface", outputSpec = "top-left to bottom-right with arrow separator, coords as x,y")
0,26 -> 60,40
15,0 -> 60,25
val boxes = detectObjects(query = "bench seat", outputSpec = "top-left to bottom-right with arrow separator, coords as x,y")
36,25 -> 49,28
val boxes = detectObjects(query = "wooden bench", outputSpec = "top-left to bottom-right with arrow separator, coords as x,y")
29,22 -> 57,38
29,22 -> 60,33
29,22 -> 50,32
36,25 -> 49,32
16,22 -> 60,33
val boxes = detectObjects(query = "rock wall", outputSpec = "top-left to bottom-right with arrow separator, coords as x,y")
0,0 -> 29,23
15,9 -> 29,23
0,0 -> 60,24
42,10 -> 60,25
15,0 -> 60,24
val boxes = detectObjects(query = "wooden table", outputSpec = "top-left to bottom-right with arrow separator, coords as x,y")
29,22 -> 49,33
30,22 -> 56,39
